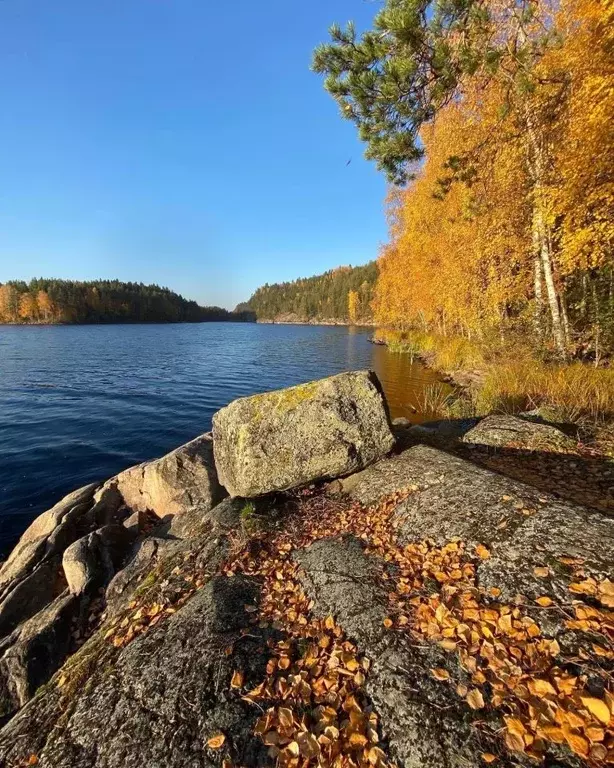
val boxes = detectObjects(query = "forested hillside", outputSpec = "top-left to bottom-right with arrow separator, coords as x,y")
239,262 -> 377,323
315,0 -> 613,362
0,279 -> 254,324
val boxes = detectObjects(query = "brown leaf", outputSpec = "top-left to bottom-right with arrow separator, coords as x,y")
430,668 -> 450,681
230,669 -> 244,689
481,754 -> 496,764
533,567 -> 550,578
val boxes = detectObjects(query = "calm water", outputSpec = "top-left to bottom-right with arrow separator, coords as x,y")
0,323 -> 445,554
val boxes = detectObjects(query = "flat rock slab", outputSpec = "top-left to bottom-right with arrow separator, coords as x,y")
347,445 -> 613,589
295,537 -> 513,768
213,370 -> 395,497
462,414 -> 577,453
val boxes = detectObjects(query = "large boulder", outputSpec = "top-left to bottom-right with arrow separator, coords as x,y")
462,414 -> 577,453
212,370 -> 395,496
106,433 -> 226,519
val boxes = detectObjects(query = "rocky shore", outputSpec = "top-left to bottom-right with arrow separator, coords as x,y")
0,370 -> 612,768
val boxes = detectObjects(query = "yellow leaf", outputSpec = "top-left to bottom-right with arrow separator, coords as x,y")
504,730 -> 525,753
566,732 -> 589,757
528,678 -> 557,697
475,544 -> 490,560
207,733 -> 226,750
284,741 -> 300,758
466,688 -> 485,709
580,696 -> 611,725
585,726 -> 605,742
348,732 -> 368,748
278,707 -> 293,728
430,668 -> 450,681
481,754 -> 496,763
535,596 -> 553,606
230,670 -> 244,689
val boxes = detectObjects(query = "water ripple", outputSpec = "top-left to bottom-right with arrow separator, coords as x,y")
0,323 -> 445,554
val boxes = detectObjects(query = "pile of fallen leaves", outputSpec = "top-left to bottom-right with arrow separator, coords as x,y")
223,533 -> 390,768
222,487 -> 613,767
101,551 -> 207,649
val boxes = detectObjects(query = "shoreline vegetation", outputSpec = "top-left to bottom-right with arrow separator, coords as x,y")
0,278 -> 256,325
373,328 -> 614,436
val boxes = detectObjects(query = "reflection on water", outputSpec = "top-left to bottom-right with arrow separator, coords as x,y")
0,322 -> 448,552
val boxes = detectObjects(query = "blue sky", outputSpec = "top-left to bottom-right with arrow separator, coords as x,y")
0,1 -> 388,309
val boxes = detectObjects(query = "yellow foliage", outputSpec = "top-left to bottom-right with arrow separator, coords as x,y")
374,0 -> 613,357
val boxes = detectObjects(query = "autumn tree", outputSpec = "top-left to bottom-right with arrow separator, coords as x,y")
0,284 -> 19,322
36,290 -> 54,322
315,0 -> 613,356
18,292 -> 37,321
347,289 -> 359,323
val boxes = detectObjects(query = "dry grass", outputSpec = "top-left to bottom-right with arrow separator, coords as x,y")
477,361 -> 614,423
375,329 -> 614,423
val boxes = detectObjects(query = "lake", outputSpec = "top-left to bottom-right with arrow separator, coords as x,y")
0,322 -> 445,554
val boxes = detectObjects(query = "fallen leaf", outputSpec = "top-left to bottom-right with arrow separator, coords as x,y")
285,741 -> 300,758
565,732 -> 589,758
481,754 -> 496,763
535,596 -> 553,607
230,669 -> 244,689
580,696 -> 611,725
466,688 -> 485,709
430,668 -> 450,681
207,733 -> 226,750
533,567 -> 549,578
504,730 -> 525,753
348,732 -> 368,748
278,707 -> 293,728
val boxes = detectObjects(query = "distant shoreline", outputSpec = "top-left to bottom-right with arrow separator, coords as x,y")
255,318 -> 374,327
0,318 -> 255,327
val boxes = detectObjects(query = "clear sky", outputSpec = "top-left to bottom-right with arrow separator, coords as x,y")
0,0 -> 388,309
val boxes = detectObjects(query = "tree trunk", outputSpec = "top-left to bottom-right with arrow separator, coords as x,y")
524,106 -> 566,358
560,287 -> 571,348
532,224 -> 544,339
